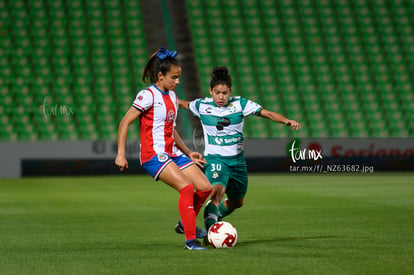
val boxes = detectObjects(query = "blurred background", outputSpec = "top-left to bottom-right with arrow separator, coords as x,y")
1,0 -> 413,142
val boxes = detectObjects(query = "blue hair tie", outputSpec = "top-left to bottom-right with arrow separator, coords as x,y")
156,47 -> 178,60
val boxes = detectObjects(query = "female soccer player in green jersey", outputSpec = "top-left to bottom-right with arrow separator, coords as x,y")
178,66 -> 300,233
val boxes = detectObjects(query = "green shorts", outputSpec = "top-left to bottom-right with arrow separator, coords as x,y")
204,154 -> 248,200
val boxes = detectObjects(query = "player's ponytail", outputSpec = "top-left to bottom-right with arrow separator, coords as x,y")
210,66 -> 232,89
142,48 -> 180,84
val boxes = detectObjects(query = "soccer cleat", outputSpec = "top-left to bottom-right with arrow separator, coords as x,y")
196,226 -> 208,238
175,220 -> 208,239
185,239 -> 206,250
174,220 -> 185,234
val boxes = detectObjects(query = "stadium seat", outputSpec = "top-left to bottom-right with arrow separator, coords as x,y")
185,0 -> 413,137
1,0 -> 413,140
1,0 -> 148,141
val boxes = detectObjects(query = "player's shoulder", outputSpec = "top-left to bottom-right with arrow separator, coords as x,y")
229,96 -> 243,102
192,97 -> 214,106
197,97 -> 214,104
134,86 -> 155,104
137,86 -> 154,95
230,96 -> 261,111
229,96 -> 250,106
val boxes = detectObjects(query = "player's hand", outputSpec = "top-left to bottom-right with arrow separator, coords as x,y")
188,151 -> 207,168
286,120 -> 300,130
115,155 -> 129,171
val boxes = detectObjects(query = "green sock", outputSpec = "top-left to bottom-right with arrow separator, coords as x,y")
218,199 -> 234,219
204,203 -> 219,230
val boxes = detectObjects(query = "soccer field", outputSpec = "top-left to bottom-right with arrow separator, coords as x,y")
1,174 -> 413,274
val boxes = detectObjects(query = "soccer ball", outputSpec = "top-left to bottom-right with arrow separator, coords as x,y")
207,221 -> 238,248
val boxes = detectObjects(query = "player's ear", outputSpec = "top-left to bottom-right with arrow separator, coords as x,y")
157,71 -> 164,81
209,88 -> 213,96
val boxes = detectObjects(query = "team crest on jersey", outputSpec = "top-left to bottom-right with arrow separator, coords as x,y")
227,103 -> 236,113
166,109 -> 175,122
158,153 -> 169,162
212,171 -> 219,179
137,95 -> 143,101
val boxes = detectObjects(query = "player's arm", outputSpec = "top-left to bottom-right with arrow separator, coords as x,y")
178,99 -> 189,110
173,130 -> 207,167
115,107 -> 142,171
258,109 -> 300,130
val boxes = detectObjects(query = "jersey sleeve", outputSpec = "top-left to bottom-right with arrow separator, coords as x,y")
240,97 -> 263,116
188,98 -> 201,118
132,89 -> 153,112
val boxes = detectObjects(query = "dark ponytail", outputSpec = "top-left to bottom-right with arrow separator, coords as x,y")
142,48 -> 180,84
210,66 -> 232,89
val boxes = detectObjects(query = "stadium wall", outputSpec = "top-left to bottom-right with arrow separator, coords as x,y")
1,138 -> 413,178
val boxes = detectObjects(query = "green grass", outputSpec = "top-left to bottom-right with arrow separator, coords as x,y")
1,174 -> 413,274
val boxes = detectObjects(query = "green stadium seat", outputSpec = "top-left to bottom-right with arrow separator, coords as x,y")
2,0 -> 414,140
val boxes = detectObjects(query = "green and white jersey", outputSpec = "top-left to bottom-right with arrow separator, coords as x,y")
188,96 -> 262,157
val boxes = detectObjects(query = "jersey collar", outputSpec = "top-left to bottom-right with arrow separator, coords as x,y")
213,97 -> 233,108
151,84 -> 170,95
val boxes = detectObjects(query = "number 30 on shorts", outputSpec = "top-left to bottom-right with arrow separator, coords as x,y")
211,163 -> 222,171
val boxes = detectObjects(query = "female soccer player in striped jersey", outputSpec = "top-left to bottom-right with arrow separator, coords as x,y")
178,66 -> 300,235
115,48 -> 211,250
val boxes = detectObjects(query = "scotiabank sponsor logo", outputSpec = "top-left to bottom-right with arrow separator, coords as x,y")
332,144 -> 414,157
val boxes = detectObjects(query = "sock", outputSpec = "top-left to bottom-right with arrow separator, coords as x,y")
218,199 -> 234,219
178,184 -> 196,241
193,190 -> 212,216
204,202 -> 219,230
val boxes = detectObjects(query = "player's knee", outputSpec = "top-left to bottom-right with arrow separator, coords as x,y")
197,183 -> 212,192
186,167 -> 213,192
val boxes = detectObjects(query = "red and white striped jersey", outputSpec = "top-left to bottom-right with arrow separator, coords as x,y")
132,84 -> 183,163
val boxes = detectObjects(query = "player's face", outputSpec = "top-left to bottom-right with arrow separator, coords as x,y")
157,64 -> 181,91
210,84 -> 232,107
